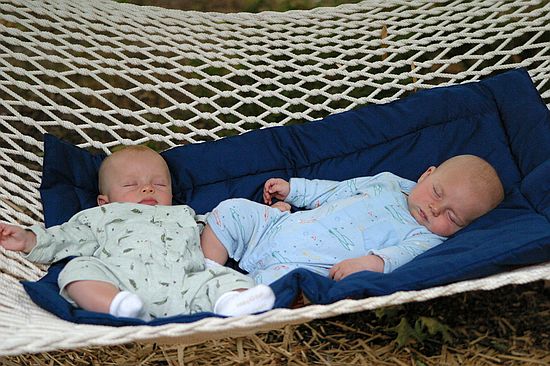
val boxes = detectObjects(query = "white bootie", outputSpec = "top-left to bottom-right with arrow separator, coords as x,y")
204,258 -> 223,269
214,284 -> 275,317
109,291 -> 144,318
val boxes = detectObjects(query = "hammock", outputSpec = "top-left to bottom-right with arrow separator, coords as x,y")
0,0 -> 549,356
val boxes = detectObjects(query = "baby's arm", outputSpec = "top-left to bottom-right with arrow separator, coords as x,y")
330,232 -> 445,280
285,176 -> 375,209
329,254 -> 384,280
368,235 -> 444,274
0,222 -> 37,253
27,221 -> 100,263
265,176 -> 361,208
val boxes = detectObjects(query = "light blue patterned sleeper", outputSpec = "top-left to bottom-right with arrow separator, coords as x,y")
207,173 -> 445,284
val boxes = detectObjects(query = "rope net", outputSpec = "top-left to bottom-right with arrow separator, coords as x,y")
0,0 -> 549,355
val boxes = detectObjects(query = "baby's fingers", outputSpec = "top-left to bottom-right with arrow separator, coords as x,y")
263,189 -> 273,205
0,223 -> 13,238
328,264 -> 340,280
263,179 -> 279,204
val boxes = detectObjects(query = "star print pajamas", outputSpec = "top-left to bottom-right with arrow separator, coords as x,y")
206,173 -> 445,285
25,203 -> 255,318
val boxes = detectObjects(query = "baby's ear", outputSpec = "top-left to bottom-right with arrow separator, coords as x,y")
97,195 -> 109,206
417,166 -> 436,182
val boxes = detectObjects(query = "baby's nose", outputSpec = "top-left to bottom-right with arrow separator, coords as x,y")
141,184 -> 154,193
429,203 -> 440,216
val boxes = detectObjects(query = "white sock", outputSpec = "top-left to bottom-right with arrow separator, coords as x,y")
213,284 -> 275,317
109,291 -> 144,318
204,258 -> 223,269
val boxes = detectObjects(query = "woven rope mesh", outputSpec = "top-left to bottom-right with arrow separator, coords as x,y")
1,0 -> 549,226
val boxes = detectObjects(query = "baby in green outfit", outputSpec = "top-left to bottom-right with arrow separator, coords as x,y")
0,146 -> 275,320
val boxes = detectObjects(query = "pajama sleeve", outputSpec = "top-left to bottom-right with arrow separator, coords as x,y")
286,175 -> 383,209
25,212 -> 100,264
368,232 -> 445,273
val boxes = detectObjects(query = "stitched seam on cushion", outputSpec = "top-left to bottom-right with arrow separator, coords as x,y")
178,109 -> 498,190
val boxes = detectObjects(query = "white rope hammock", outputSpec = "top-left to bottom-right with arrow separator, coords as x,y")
0,0 -> 549,355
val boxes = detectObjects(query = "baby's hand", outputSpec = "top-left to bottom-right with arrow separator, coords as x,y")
263,178 -> 290,205
0,222 -> 36,253
328,255 -> 384,280
271,201 -> 291,212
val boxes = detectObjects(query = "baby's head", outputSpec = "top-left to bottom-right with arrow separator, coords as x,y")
97,146 -> 172,206
407,155 -> 504,237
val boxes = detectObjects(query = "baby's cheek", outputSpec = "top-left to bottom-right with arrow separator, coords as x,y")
432,219 -> 453,236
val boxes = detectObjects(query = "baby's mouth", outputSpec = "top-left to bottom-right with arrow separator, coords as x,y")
139,198 -> 158,205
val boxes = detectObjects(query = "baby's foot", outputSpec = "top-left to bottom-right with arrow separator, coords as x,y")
109,291 -> 144,318
214,284 -> 275,316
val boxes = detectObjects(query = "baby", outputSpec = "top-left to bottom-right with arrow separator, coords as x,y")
200,155 -> 505,284
0,146 -> 275,320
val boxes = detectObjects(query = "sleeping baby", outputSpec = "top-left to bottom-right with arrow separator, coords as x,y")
200,155 -> 504,284
0,146 -> 275,320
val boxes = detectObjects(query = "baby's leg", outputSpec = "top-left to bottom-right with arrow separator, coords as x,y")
65,280 -> 143,318
65,280 -> 119,313
59,257 -> 145,318
200,224 -> 229,265
202,198 -> 287,271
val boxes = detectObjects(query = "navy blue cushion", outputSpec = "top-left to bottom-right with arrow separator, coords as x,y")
27,68 -> 550,325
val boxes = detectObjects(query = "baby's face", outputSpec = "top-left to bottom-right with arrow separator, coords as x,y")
407,166 -> 491,237
99,150 -> 172,206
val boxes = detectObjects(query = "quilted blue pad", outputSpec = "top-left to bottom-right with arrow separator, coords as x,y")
24,68 -> 550,325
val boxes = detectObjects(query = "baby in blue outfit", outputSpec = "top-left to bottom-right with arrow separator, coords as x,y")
201,155 -> 504,285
